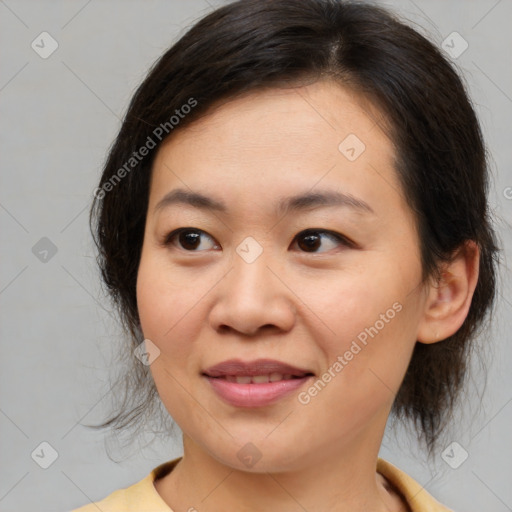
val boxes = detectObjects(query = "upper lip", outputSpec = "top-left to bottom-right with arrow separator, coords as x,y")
203,358 -> 314,378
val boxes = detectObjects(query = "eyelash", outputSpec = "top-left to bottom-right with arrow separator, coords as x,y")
162,227 -> 355,253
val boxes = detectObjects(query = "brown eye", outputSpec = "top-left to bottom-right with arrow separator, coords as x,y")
293,229 -> 352,253
164,228 -> 219,251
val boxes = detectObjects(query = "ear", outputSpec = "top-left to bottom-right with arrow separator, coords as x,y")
416,240 -> 480,344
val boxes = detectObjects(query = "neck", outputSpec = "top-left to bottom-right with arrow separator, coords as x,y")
155,422 -> 405,511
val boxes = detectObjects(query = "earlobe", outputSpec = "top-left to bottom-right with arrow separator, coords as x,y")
416,241 -> 480,344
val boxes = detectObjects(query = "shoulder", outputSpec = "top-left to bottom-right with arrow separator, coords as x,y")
377,458 -> 455,512
70,458 -> 181,512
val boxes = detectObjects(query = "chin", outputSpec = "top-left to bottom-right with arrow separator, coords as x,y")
200,436 -> 306,474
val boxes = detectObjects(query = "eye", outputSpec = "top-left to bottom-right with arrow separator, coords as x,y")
163,228 -> 219,252
162,227 -> 354,253
291,229 -> 353,253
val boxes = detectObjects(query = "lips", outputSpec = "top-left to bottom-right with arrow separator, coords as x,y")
202,358 -> 314,379
202,359 -> 315,407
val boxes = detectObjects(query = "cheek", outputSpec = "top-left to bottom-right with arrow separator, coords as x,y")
137,249 -> 199,335
309,264 -> 420,389
136,254 -> 196,365
305,266 -> 399,340
136,257 -> 207,422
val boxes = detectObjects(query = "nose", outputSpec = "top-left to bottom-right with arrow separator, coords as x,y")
208,250 -> 297,337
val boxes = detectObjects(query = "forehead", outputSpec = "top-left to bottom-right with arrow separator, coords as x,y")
166,80 -> 392,154
149,80 -> 404,219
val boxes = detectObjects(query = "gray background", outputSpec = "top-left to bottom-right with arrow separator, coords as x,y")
1,1 -> 511,511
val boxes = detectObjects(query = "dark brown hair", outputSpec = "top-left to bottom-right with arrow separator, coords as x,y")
87,0 -> 500,455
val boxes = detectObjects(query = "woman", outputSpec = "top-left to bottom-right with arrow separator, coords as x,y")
73,0 -> 499,510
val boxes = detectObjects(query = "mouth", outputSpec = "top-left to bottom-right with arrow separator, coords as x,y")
202,359 -> 315,407
211,373 -> 309,384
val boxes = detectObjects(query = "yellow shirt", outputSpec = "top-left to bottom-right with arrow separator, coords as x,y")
71,457 -> 453,511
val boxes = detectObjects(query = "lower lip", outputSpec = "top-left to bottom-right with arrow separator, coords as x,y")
204,375 -> 312,407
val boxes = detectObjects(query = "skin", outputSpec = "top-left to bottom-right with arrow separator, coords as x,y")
136,80 -> 479,512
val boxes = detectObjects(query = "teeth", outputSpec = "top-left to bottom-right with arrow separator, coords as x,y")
251,375 -> 269,383
220,373 -> 299,384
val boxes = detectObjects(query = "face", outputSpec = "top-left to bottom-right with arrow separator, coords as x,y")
136,80 -> 430,472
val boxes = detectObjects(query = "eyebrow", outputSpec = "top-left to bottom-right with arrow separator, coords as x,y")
153,187 -> 375,216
